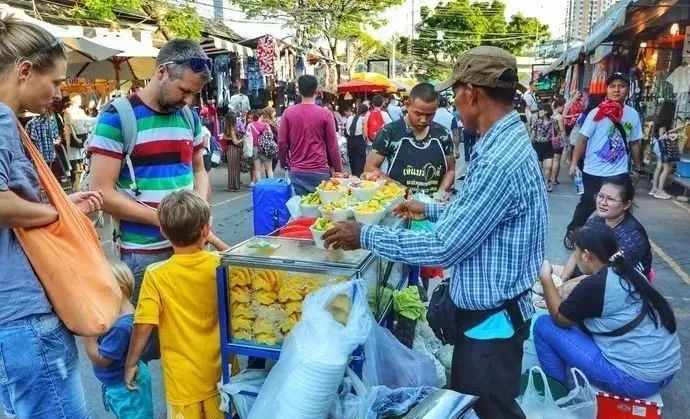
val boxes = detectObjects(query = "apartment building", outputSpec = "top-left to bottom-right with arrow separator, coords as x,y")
566,0 -> 621,43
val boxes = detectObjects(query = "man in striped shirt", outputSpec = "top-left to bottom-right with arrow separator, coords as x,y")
88,39 -> 223,307
324,47 -> 548,419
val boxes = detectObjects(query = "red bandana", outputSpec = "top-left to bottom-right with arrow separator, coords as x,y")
593,100 -> 623,124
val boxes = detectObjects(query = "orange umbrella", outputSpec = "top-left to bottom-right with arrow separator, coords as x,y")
337,80 -> 388,93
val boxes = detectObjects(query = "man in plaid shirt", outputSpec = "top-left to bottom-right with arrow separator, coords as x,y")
26,109 -> 59,164
324,47 -> 548,419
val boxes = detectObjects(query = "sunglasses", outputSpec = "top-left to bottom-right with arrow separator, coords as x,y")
162,57 -> 212,73
25,38 -> 62,61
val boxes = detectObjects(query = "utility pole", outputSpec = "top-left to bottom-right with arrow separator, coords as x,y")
407,0 -> 414,71
391,39 -> 397,79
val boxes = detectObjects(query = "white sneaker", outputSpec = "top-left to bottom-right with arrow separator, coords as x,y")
654,191 -> 672,200
649,188 -> 657,196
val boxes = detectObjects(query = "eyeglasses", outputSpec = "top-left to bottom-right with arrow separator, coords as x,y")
162,57 -> 213,73
596,193 -> 624,204
25,38 -> 62,61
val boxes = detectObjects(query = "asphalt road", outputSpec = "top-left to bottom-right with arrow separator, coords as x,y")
3,163 -> 690,418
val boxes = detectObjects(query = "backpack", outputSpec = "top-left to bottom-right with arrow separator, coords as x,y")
81,97 -> 195,196
366,109 -> 385,140
256,125 -> 278,159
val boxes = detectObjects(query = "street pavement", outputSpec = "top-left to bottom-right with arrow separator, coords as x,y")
3,163 -> 690,418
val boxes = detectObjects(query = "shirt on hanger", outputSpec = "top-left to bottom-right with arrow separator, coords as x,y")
666,65 -> 690,94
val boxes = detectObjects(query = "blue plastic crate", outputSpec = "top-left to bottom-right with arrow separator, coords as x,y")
678,159 -> 690,178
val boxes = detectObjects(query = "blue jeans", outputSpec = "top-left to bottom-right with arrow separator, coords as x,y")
534,316 -> 671,399
290,171 -> 331,197
121,250 -> 172,362
0,313 -> 88,419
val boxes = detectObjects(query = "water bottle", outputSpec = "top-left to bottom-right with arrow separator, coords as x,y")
574,170 -> 584,195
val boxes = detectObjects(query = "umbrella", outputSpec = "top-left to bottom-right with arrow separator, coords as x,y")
351,72 -> 398,93
0,4 -> 122,62
337,80 -> 388,94
67,32 -> 159,82
391,77 -> 418,91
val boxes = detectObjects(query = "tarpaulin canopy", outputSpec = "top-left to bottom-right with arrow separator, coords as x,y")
605,0 -> 684,42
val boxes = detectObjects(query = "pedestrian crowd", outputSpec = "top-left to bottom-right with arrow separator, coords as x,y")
0,16 -> 682,419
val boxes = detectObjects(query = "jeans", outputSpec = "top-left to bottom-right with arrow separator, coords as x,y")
290,170 -> 331,196
121,250 -> 173,362
566,172 -> 629,232
346,135 -> 367,177
534,316 -> 671,399
0,313 -> 88,419
450,319 -> 531,419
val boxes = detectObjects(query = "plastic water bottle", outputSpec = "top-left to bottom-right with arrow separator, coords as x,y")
574,171 -> 584,195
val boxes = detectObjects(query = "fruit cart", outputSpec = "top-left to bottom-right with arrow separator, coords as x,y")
216,216 -> 414,410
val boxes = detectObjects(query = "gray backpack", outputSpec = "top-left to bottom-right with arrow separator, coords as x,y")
81,97 -> 195,197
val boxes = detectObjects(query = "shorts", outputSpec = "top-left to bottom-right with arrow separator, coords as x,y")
553,146 -> 564,155
167,394 -> 222,419
103,362 -> 153,419
252,148 -> 272,164
533,141 -> 554,162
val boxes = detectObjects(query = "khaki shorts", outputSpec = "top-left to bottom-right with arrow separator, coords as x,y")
167,394 -> 222,419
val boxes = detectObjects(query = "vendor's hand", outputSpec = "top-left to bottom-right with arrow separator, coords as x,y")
322,221 -> 363,251
124,363 -> 139,391
539,260 -> 553,283
69,191 -> 103,216
392,200 -> 426,221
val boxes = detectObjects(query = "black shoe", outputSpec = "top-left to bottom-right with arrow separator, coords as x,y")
457,174 -> 466,181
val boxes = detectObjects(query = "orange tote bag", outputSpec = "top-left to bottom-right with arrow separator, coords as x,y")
13,123 -> 121,336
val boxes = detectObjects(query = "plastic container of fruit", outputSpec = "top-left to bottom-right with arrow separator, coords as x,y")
350,183 -> 380,201
333,177 -> 356,188
310,226 -> 329,250
354,208 -> 386,225
319,206 -> 352,222
299,203 -> 321,218
317,188 -> 346,204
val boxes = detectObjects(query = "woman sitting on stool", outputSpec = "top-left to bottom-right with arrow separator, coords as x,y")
554,176 -> 653,298
535,225 -> 680,399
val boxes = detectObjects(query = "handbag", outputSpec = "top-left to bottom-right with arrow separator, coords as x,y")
14,123 -> 122,336
242,127 -> 254,159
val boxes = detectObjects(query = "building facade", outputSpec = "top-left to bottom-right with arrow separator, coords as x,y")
566,0 -> 621,43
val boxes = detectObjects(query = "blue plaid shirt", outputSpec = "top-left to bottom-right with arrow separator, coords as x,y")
361,111 -> 548,321
26,115 -> 58,163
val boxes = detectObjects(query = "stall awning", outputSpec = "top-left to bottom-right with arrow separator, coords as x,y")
539,56 -> 566,77
200,36 -> 254,57
584,0 -> 633,52
605,0 -> 684,42
564,45 -> 584,66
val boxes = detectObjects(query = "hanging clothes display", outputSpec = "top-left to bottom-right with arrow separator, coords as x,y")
213,54 -> 232,108
667,64 -> 690,119
247,57 -> 266,91
257,36 -> 279,78
295,55 -> 305,76
239,56 -> 247,80
589,61 -> 608,95
314,62 -> 328,90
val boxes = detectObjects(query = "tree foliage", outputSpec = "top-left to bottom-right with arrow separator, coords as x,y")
233,0 -> 403,60
403,0 -> 550,78
73,0 -> 143,22
160,5 -> 203,40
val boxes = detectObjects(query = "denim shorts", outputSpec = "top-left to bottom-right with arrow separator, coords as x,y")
0,313 -> 88,419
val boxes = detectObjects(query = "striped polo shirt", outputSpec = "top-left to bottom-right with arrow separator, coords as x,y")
88,95 -> 203,253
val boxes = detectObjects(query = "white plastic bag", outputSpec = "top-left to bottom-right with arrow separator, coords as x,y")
242,129 -> 254,159
218,370 -> 267,418
363,386 -> 436,419
413,322 -> 446,387
519,366 -> 597,419
286,195 -> 302,219
329,368 -> 367,419
362,322 -> 441,390
249,281 -> 372,419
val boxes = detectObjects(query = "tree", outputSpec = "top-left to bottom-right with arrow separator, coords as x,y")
406,0 -> 550,78
234,0 -> 403,67
73,0 -> 203,40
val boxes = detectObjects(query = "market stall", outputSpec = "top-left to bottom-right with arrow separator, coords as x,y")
215,176 -> 476,418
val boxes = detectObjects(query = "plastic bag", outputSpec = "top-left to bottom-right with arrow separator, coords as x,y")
519,367 -> 597,419
412,321 -> 447,387
249,281 -> 372,419
329,368 -> 366,419
363,386 -> 436,419
218,370 -> 267,418
363,322 -> 441,390
242,129 -> 254,159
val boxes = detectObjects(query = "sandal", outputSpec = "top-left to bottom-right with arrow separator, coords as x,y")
546,181 -> 553,193
563,231 -> 575,250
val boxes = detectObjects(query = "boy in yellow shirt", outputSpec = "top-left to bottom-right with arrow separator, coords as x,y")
124,190 -> 236,418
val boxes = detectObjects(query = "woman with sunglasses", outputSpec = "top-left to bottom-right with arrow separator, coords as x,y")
553,176 -> 653,298
0,17 -> 103,418
535,225 -> 680,399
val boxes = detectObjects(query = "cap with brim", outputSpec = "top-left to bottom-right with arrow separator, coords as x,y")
606,72 -> 630,85
435,46 -> 519,92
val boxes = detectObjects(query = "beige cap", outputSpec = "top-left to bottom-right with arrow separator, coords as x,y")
435,46 -> 519,92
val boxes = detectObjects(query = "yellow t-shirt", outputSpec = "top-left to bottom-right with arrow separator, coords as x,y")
135,251 -> 223,406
